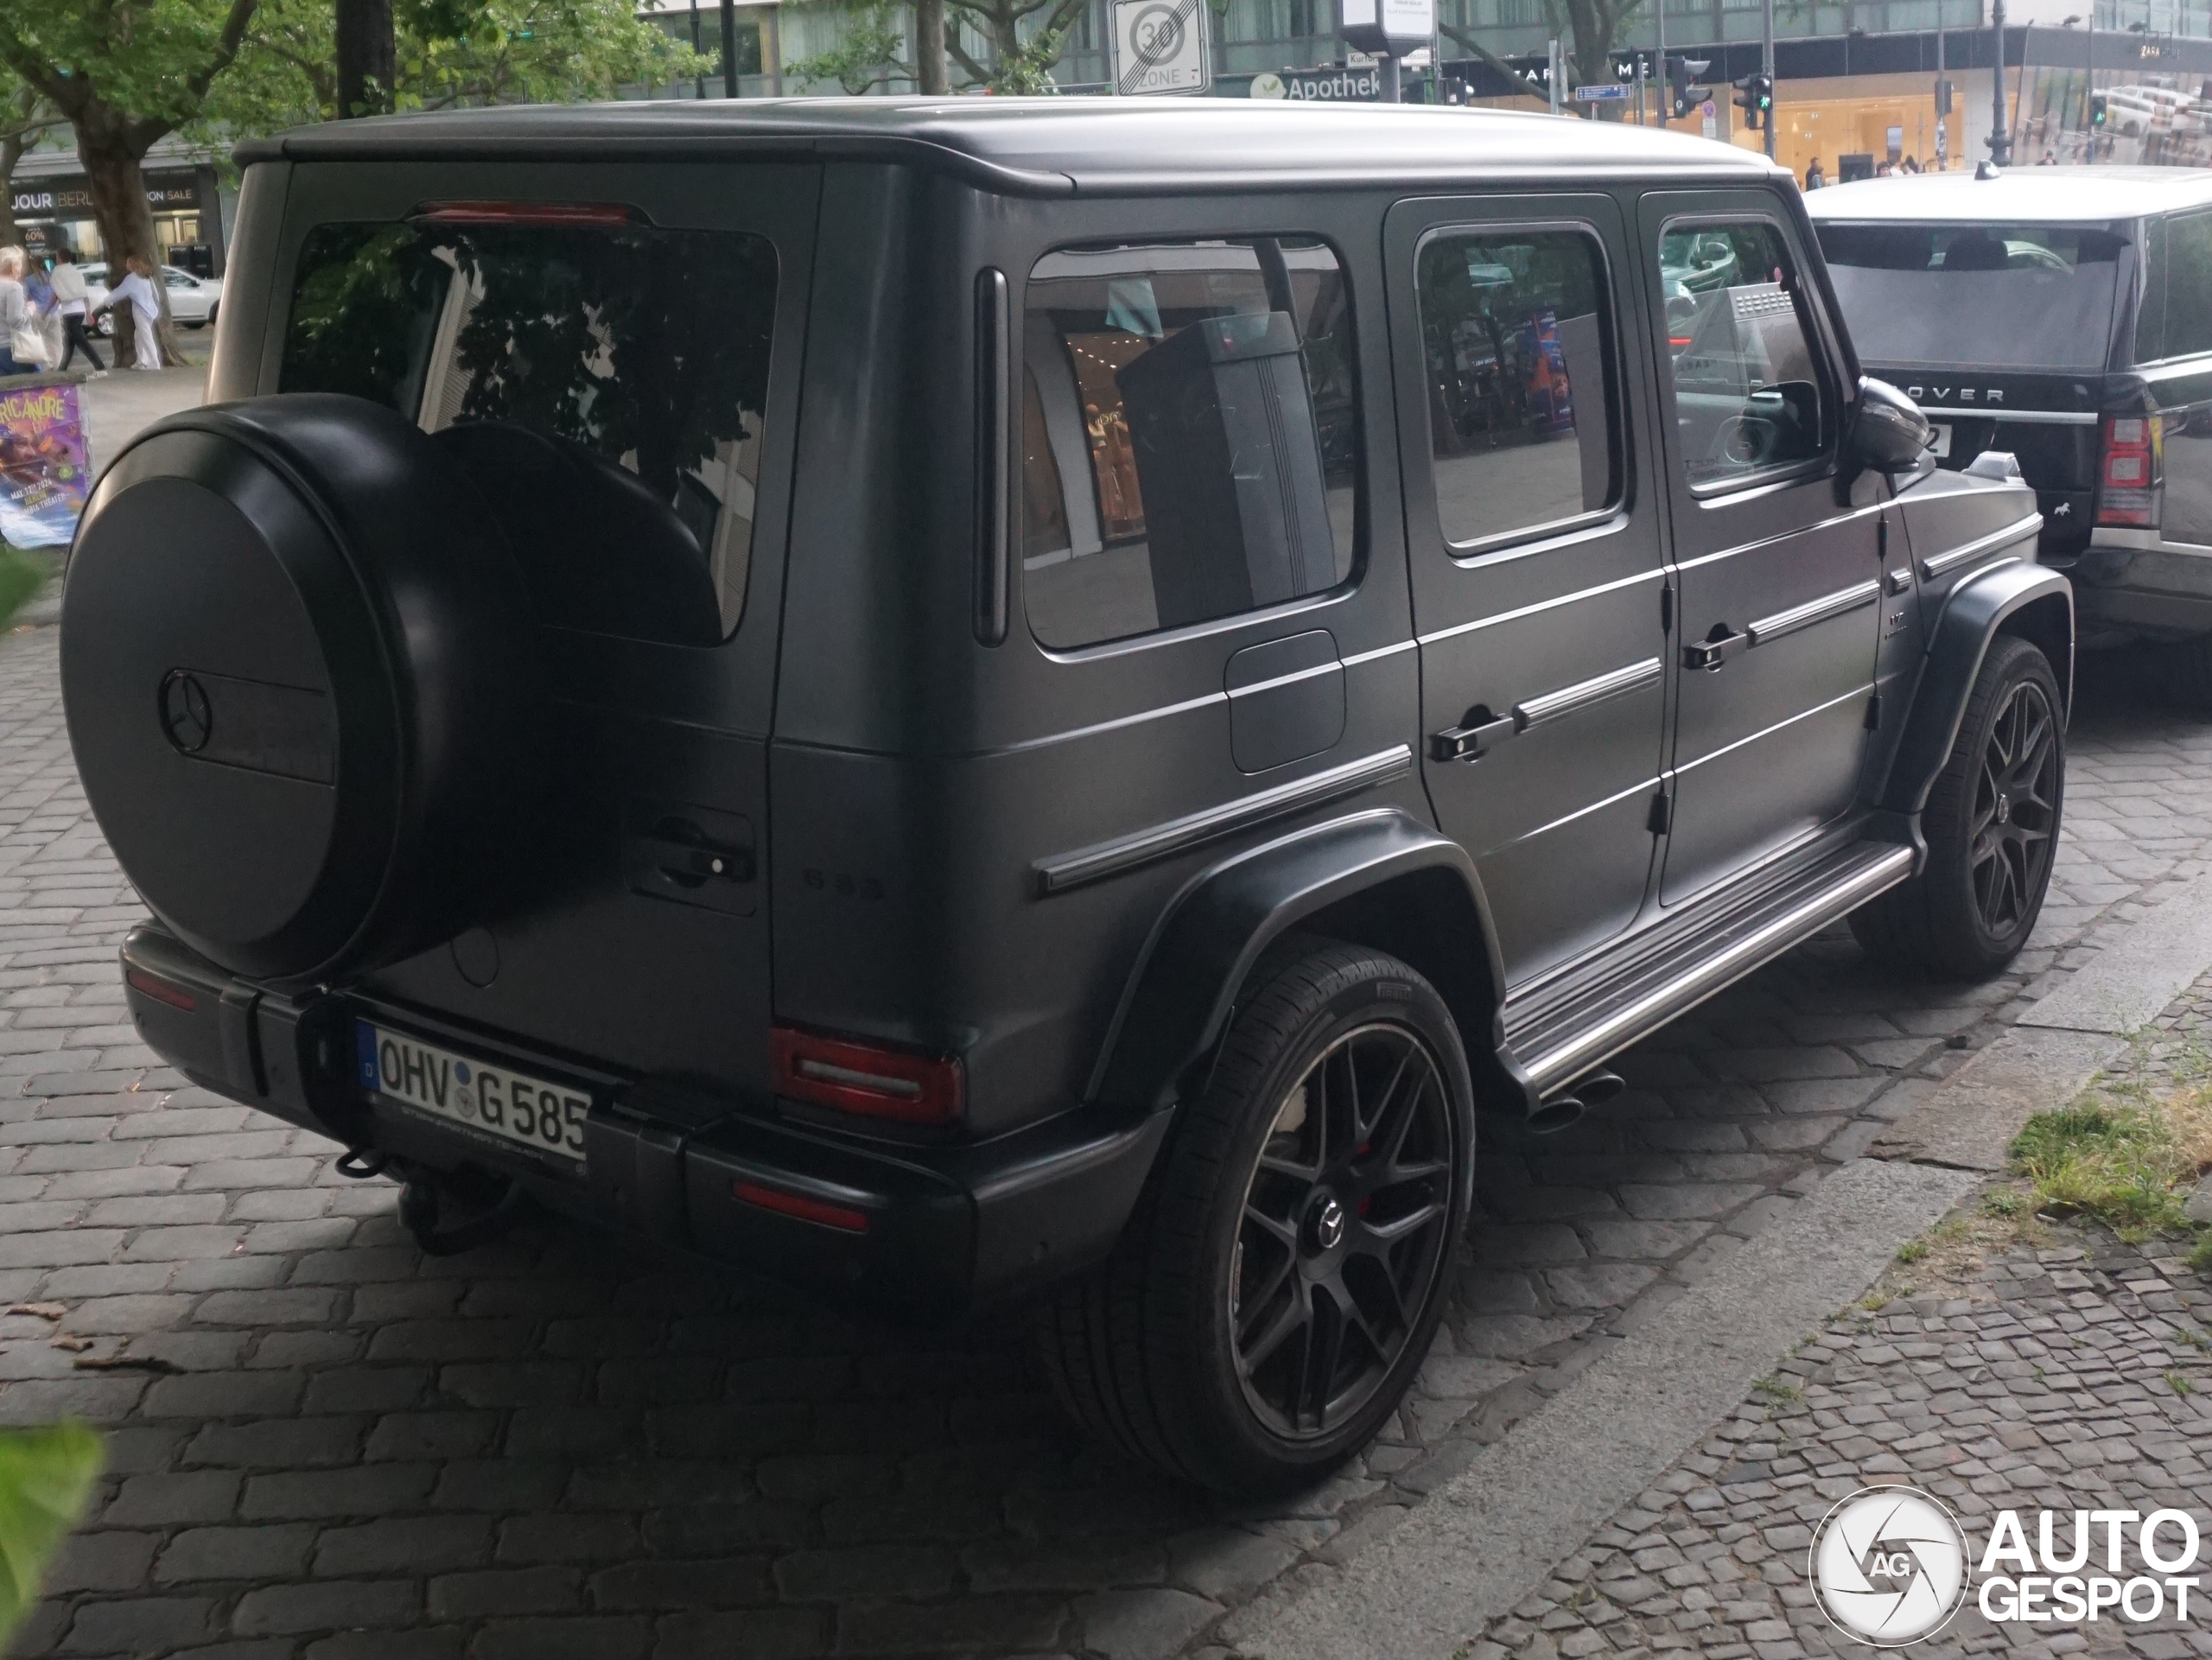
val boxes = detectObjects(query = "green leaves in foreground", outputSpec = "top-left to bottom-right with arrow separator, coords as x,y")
0,1424 -> 103,1644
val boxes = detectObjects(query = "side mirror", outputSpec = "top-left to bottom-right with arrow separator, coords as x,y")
1850,375 -> 1934,474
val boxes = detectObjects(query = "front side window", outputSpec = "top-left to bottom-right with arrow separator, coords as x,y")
1818,219 -> 2126,372
1416,227 -> 1619,550
282,215 -> 779,646
1020,238 -> 1358,651
1659,219 -> 1827,490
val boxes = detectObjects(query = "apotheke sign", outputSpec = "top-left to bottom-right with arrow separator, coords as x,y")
1248,66 -> 1384,99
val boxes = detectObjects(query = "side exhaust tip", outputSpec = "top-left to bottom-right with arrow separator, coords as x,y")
1527,1069 -> 1625,1134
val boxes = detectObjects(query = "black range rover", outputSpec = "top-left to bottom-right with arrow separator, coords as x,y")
63,99 -> 2069,1493
1808,165 -> 2212,699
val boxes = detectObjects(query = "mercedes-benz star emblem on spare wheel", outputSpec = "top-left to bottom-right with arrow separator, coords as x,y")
158,670 -> 213,755
1810,1485 -> 1971,1647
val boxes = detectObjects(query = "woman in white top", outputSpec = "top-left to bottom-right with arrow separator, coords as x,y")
100,256 -> 163,371
0,247 -> 30,377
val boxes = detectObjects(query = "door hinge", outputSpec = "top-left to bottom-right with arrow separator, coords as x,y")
1864,692 -> 1883,730
1646,791 -> 1674,835
1878,516 -> 1889,560
1660,583 -> 1675,634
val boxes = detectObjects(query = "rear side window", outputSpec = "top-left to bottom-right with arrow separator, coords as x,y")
1658,219 -> 1828,491
1415,227 -> 1620,550
2137,210 -> 2212,362
1019,238 -> 1358,651
281,216 -> 778,646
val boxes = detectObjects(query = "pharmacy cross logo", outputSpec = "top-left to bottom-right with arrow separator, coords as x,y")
1809,1486 -> 1972,1646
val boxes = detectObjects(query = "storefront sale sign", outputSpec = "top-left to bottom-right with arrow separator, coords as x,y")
0,379 -> 92,550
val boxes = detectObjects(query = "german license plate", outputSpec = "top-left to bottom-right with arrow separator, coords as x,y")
355,1021 -> 588,1165
1928,422 -> 1953,459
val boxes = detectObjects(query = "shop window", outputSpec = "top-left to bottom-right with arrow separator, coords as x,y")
1657,219 -> 1827,490
1020,238 -> 1359,650
1415,226 -> 1620,550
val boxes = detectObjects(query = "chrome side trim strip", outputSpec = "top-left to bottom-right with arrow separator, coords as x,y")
1918,512 -> 2044,581
1923,408 -> 2098,426
1514,657 -> 1663,729
1517,844 -> 1914,1094
1747,580 -> 1882,647
1034,745 -> 1414,895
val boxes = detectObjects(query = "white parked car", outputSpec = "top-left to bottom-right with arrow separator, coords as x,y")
78,262 -> 224,334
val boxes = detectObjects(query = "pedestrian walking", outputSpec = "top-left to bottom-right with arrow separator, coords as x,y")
48,249 -> 105,376
99,254 -> 162,372
1804,156 -> 1827,189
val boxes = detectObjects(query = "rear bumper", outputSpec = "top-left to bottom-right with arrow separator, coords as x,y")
120,924 -> 1167,1320
2066,538 -> 2212,641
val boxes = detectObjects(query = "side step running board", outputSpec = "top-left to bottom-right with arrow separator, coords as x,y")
1506,842 -> 1914,1097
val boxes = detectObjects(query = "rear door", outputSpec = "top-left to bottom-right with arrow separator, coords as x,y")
1637,192 -> 1883,904
265,162 -> 817,1095
1389,193 -> 1670,988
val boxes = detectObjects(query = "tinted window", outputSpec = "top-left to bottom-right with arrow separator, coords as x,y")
1020,239 -> 1357,650
2137,210 -> 2212,362
1659,219 -> 1827,490
1816,221 -> 2125,372
282,218 -> 778,645
1416,228 -> 1618,548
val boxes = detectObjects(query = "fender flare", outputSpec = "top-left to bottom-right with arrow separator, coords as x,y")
1878,560 -> 2075,818
1085,808 -> 1523,1120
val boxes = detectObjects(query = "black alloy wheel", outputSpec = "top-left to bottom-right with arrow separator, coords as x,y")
1035,938 -> 1473,1494
1850,634 -> 2065,980
1967,676 -> 2059,941
1232,1021 -> 1453,1441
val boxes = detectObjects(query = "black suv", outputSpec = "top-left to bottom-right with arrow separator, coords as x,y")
62,100 -> 2071,1495
1809,164 -> 2212,700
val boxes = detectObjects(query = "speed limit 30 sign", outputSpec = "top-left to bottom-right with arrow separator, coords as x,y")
1111,0 -> 1212,95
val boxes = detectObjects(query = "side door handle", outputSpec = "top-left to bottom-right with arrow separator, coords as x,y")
1682,628 -> 1748,672
1428,709 -> 1516,764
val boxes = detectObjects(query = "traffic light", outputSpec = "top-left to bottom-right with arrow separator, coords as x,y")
1733,73 -> 1771,130
2090,90 -> 2109,128
1667,55 -> 1709,119
1935,77 -> 1953,116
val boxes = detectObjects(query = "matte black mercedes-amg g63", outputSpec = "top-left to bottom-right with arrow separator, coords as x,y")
61,99 -> 2071,1494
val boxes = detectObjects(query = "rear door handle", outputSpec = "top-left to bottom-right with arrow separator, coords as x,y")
1682,628 -> 1748,672
1428,709 -> 1516,763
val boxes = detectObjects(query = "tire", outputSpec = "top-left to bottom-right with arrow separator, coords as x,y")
1851,634 -> 2064,980
2157,633 -> 2212,709
1036,938 -> 1473,1495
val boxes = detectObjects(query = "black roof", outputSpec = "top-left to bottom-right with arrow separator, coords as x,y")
1806,165 -> 2212,225
236,95 -> 1784,196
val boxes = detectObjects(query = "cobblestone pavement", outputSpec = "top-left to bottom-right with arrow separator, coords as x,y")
3,619 -> 2211,1660
1459,971 -> 2212,1660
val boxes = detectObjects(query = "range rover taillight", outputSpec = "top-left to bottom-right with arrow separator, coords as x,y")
2097,414 -> 2161,528
769,1026 -> 963,1127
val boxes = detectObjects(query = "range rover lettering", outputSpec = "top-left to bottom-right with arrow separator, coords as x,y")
61,100 -> 2072,1494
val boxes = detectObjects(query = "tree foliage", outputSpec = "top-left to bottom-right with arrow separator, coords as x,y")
787,0 -> 1089,95
783,0 -> 908,93
0,1424 -> 103,1645
216,0 -> 712,132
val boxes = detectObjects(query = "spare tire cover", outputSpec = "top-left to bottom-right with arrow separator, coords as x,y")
62,394 -> 533,986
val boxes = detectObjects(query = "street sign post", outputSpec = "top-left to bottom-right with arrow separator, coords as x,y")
1109,0 -> 1212,96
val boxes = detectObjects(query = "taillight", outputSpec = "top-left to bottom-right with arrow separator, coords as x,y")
769,1026 -> 963,1127
2098,414 -> 2161,528
124,967 -> 196,1013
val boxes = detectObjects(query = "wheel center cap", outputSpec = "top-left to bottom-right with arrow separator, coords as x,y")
1996,793 -> 2012,825
1312,1197 -> 1345,1252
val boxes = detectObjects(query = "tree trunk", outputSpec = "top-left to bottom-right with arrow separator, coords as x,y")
914,0 -> 950,92
336,0 -> 397,117
76,109 -> 182,368
0,137 -> 21,251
